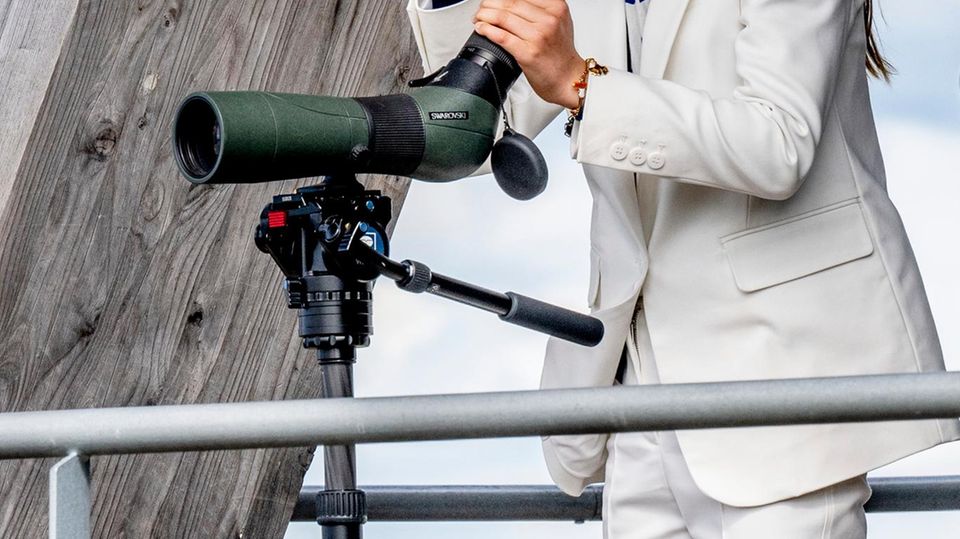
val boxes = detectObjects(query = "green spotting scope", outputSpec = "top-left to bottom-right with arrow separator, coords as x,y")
173,33 -> 548,200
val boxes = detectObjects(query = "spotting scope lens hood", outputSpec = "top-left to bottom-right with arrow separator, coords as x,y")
172,33 -> 548,198
174,94 -> 223,183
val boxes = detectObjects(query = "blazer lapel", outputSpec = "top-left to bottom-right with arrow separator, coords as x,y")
640,0 -> 691,79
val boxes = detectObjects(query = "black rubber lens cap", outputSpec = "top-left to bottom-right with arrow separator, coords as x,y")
491,127 -> 548,201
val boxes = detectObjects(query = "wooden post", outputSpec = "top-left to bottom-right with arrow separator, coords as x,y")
0,1 -> 421,536
0,0 -> 80,205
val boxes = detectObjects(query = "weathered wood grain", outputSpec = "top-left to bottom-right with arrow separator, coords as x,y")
0,0 -> 422,537
0,0 -> 80,210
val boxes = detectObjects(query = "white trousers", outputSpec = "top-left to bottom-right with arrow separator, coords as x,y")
603,305 -> 871,539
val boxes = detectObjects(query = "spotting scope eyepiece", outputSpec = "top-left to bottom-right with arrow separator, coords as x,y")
172,33 -> 548,199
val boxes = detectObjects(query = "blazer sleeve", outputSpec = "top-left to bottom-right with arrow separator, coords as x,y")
570,0 -> 856,200
406,0 -> 564,176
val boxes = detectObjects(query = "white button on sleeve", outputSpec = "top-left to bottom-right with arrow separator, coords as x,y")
648,151 -> 665,170
610,143 -> 628,161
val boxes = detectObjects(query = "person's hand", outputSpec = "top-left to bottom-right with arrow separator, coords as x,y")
473,0 -> 584,110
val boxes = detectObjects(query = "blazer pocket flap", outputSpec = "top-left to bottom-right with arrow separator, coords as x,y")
721,201 -> 875,293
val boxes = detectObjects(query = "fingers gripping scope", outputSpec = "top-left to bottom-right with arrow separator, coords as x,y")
173,33 -> 548,200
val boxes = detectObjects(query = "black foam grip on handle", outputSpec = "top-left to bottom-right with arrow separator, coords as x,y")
499,292 -> 604,347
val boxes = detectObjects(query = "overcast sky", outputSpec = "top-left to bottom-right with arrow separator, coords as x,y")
287,2 -> 960,537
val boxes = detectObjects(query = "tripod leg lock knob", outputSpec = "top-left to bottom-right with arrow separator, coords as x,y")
316,489 -> 368,525
397,260 -> 433,293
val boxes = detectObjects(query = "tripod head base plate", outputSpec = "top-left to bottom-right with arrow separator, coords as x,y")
257,175 -> 391,353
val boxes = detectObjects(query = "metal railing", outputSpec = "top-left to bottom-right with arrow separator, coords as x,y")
291,478 -> 960,521
3,371 -> 958,537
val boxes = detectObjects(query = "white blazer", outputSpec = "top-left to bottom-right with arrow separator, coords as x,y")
407,0 -> 959,506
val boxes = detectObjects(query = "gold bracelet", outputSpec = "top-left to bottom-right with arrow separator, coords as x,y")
564,57 -> 608,137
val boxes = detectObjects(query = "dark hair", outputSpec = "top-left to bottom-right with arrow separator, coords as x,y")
864,0 -> 895,81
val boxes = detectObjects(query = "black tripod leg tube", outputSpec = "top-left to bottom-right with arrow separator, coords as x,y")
317,350 -> 366,539
322,361 -> 357,488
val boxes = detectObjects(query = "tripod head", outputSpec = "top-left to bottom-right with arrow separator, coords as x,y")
254,175 -> 391,360
255,174 -> 604,357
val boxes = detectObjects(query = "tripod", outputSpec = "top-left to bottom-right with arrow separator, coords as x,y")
255,175 -> 603,539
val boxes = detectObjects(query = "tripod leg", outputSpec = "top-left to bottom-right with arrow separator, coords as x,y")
322,361 -> 357,489
318,356 -> 365,539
